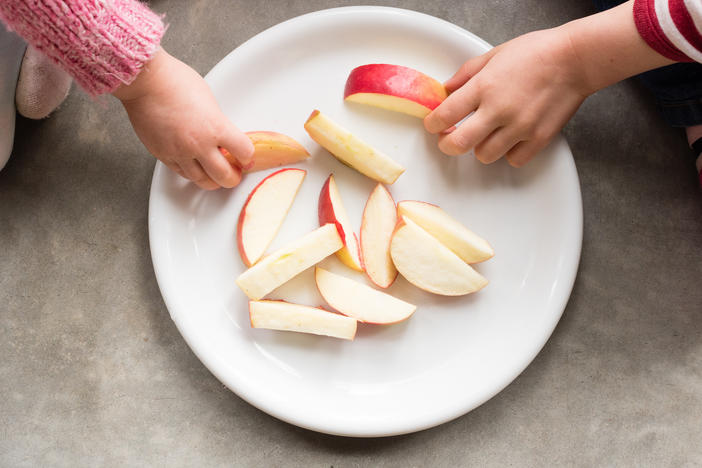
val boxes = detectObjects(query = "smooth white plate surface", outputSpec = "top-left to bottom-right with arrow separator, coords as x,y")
149,7 -> 582,437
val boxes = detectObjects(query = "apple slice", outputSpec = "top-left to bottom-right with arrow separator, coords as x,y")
304,110 -> 404,184
397,200 -> 495,263
360,184 -> 398,288
249,300 -> 357,340
318,174 -> 363,271
397,201 -> 494,264
390,216 -> 488,296
344,64 -> 448,118
219,131 -> 310,172
315,268 -> 416,324
236,223 -> 343,300
237,168 -> 306,267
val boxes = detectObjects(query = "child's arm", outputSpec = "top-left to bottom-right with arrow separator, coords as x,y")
424,0 -> 679,167
112,49 -> 253,190
0,0 -> 252,190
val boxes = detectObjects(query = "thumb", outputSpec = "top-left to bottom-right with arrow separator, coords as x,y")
219,124 -> 255,169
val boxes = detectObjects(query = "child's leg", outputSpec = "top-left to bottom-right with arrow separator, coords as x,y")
0,24 -> 26,171
15,46 -> 72,120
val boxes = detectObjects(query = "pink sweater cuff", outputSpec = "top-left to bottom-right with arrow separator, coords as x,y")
0,0 -> 165,96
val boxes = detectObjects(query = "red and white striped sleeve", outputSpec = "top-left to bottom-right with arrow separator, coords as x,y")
633,0 -> 702,63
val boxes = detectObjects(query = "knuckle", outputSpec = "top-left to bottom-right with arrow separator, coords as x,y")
531,127 -> 552,144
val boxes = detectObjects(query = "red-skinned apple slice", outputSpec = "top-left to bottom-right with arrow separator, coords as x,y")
318,174 -> 363,271
237,168 -> 306,267
236,223 -> 343,300
249,300 -> 356,340
360,184 -> 398,288
344,64 -> 448,118
390,216 -> 488,296
219,131 -> 310,172
304,110 -> 404,184
397,201 -> 494,264
315,268 -> 415,324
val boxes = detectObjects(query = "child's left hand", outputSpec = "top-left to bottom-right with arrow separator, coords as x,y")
114,49 -> 254,190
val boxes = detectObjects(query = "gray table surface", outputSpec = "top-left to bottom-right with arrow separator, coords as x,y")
2,1 -> 702,466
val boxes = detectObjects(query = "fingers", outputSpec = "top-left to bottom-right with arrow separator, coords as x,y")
163,160 -> 185,177
199,148 -> 243,188
443,50 -> 496,93
425,50 -> 501,135
504,140 -> 547,168
178,158 -> 219,190
436,110 -> 496,156
219,123 -> 255,170
425,82 -> 481,134
473,126 -> 524,165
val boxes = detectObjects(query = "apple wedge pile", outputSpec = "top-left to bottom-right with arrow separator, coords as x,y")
236,171 -> 493,341
231,63 -> 493,341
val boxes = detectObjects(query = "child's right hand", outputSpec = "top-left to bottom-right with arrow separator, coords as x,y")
425,0 -> 674,168
424,27 -> 592,167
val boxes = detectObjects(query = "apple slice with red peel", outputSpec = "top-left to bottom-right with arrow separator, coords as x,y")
344,64 -> 448,118
237,168 -> 306,267
219,131 -> 310,173
360,184 -> 398,288
397,201 -> 494,264
318,174 -> 363,271
249,300 -> 356,340
390,216 -> 488,296
304,110 -> 404,184
236,223 -> 343,300
315,268 -> 416,324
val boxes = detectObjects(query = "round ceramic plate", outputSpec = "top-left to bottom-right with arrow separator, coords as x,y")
149,6 -> 582,437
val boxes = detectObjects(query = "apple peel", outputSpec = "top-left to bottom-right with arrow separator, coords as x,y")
344,64 -> 447,118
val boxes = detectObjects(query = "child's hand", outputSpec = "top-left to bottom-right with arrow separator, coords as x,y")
424,27 -> 591,167
425,0 -> 675,168
113,49 -> 253,190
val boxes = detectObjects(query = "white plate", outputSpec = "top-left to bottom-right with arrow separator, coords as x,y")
148,6 -> 582,437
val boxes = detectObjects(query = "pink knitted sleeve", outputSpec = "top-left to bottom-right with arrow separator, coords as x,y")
0,0 -> 165,95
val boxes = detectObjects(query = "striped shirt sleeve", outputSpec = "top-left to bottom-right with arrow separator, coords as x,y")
633,0 -> 702,63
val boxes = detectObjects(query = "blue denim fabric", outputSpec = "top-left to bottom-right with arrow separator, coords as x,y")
593,0 -> 702,126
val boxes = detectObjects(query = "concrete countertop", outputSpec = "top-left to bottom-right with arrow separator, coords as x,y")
2,1 -> 701,466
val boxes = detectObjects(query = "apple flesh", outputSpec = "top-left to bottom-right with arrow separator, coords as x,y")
237,168 -> 306,267
344,64 -> 448,118
236,223 -> 343,300
390,216 -> 488,296
397,201 -> 494,264
318,174 -> 363,271
249,300 -> 357,340
304,110 -> 405,184
315,268 -> 416,324
219,131 -> 310,172
360,183 -> 398,288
